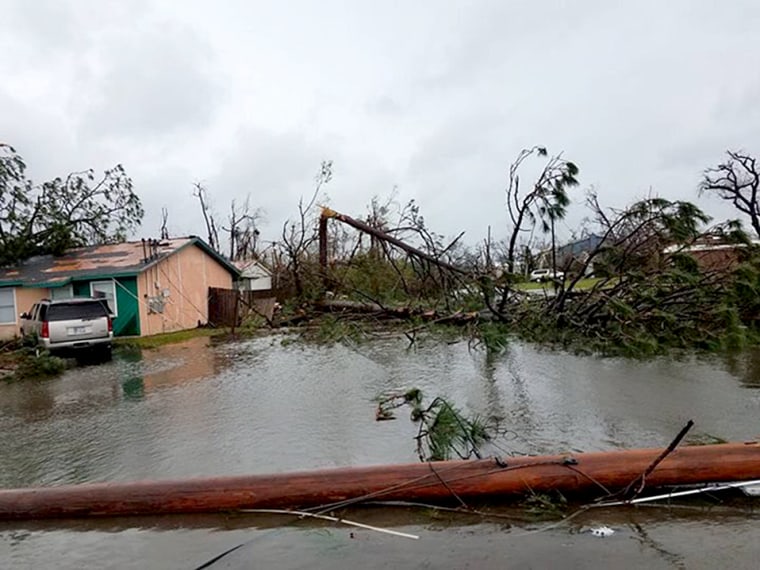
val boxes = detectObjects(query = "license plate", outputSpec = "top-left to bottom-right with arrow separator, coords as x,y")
69,326 -> 91,335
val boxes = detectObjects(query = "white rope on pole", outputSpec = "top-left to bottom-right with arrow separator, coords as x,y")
592,479 -> 760,507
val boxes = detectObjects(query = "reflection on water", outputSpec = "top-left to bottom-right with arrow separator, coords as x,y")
2,504 -> 759,570
722,347 -> 760,389
116,336 -> 226,397
2,336 -> 760,486
1,334 -> 760,568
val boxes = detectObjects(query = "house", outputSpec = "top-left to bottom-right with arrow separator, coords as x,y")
535,234 -> 604,275
663,235 -> 760,272
234,259 -> 272,291
0,237 -> 240,340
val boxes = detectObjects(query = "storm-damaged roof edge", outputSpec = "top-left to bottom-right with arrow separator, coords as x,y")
0,271 -> 142,289
0,236 -> 240,289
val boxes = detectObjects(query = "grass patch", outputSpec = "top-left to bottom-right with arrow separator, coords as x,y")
114,327 -> 224,350
514,277 -> 604,291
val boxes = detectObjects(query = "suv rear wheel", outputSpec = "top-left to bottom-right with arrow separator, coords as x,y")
73,344 -> 112,365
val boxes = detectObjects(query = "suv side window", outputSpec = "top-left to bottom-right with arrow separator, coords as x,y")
29,304 -> 38,319
38,304 -> 48,321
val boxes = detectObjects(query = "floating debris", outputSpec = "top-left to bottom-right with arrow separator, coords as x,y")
590,526 -> 615,538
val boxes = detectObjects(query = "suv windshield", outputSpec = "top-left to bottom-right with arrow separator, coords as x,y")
46,302 -> 110,322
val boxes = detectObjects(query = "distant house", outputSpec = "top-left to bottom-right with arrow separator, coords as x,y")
234,259 -> 272,291
536,234 -> 604,274
0,237 -> 240,340
663,235 -> 760,272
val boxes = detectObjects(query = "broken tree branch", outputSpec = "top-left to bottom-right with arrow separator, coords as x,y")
620,419 -> 695,500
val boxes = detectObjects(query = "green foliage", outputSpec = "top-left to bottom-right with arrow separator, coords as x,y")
309,315 -> 366,345
331,252 -> 419,302
502,249 -> 760,357
475,322 -> 511,353
9,349 -> 66,381
377,390 -> 492,461
415,398 -> 491,461
521,491 -> 568,517
505,146 -> 579,274
0,144 -> 143,265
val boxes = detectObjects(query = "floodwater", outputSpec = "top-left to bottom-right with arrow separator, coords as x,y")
1,334 -> 760,568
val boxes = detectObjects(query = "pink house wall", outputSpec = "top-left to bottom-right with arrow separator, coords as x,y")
0,288 -> 50,341
137,243 -> 233,336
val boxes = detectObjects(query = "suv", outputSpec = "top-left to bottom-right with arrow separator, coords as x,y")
529,268 -> 565,282
20,298 -> 113,360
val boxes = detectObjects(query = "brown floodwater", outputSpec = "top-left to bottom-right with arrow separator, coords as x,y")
1,334 -> 760,568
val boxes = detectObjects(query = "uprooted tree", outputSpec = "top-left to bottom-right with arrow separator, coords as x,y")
0,144 -> 144,266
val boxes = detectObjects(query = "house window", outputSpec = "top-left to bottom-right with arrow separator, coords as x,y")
50,285 -> 74,300
90,281 -> 118,317
0,288 -> 16,324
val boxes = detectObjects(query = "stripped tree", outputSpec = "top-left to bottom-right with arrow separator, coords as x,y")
700,150 -> 760,238
192,182 -> 220,253
280,160 -> 333,296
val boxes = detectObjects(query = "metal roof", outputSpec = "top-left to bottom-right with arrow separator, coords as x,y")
0,237 -> 240,288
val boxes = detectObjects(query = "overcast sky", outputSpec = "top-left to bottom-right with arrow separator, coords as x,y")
2,0 -> 759,248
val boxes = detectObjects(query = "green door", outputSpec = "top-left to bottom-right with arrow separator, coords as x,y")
72,277 -> 141,336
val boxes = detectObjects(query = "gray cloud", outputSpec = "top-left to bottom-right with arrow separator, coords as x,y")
2,0 -> 760,248
79,23 -> 223,140
163,127 -> 328,242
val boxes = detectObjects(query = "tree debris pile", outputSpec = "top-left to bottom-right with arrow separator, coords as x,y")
491,196 -> 760,356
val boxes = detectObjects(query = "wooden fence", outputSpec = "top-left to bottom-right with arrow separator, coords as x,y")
208,287 -> 278,327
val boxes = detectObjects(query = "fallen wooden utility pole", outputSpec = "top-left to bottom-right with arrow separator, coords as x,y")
1,442 -> 759,520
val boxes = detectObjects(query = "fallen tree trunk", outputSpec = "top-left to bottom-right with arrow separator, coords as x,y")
1,442 -> 759,520
316,300 -> 480,324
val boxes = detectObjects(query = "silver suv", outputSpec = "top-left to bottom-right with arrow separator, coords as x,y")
20,298 -> 113,360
